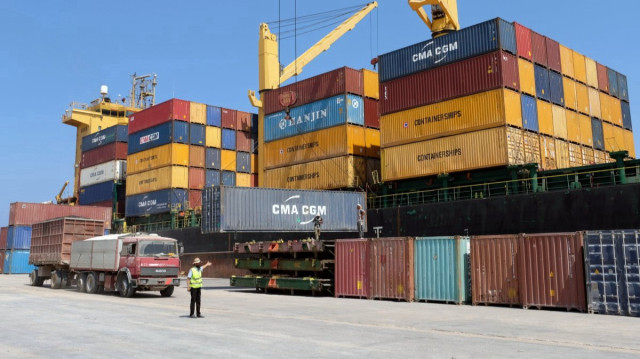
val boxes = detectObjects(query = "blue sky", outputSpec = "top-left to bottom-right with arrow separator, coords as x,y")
0,0 -> 638,227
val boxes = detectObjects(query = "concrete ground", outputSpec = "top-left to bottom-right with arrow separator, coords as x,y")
0,275 -> 638,358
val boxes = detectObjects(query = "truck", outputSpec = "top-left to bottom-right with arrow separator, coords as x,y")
29,217 -> 181,297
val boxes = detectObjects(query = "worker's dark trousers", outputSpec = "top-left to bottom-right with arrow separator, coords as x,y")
190,288 -> 202,316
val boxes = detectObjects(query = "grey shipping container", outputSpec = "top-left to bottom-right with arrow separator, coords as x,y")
201,186 -> 366,233
221,171 -> 235,186
621,102 -> 632,130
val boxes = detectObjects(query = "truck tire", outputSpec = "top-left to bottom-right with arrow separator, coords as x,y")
51,270 -> 62,289
117,275 -> 135,298
30,270 -> 44,287
160,285 -> 174,297
86,272 -> 99,294
77,273 -> 87,292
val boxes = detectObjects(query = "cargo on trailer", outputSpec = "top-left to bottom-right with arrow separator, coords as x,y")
9,202 -> 112,228
128,98 -> 190,135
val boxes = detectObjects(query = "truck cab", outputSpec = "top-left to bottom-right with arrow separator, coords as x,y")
119,235 -> 181,295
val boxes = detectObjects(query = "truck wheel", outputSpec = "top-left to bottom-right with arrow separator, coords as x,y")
30,270 -> 44,287
117,275 -> 135,298
86,272 -> 99,294
50,270 -> 62,289
160,285 -> 174,297
77,273 -> 87,292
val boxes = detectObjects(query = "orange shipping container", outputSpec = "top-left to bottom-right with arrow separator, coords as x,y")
221,149 -> 236,172
563,77 -> 577,111
575,83 -> 590,115
585,57 -> 598,89
582,147 -> 595,165
578,114 -> 593,147
565,109 -> 581,144
365,128 -> 381,158
206,126 -> 222,148
551,105 -> 567,139
537,100 -> 553,136
539,135 -> 557,170
264,155 -> 367,190
559,45 -> 574,78
188,167 -> 205,190
236,173 -> 251,187
572,51 -> 587,84
518,59 -> 536,96
523,131 -> 540,165
568,143 -> 583,167
588,88 -> 601,119
250,154 -> 258,173
470,235 -> 521,306
190,102 -> 206,125
362,68 -> 379,100
555,139 -> 569,169
623,130 -> 636,158
189,145 -> 205,168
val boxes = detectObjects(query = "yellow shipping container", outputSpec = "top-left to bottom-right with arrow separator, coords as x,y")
555,139 -> 570,169
563,77 -> 577,111
610,96 -> 623,127
190,102 -> 206,124
602,123 -> 619,152
594,150 -> 609,164
362,69 -> 379,100
539,136 -> 557,171
578,114 -> 593,147
623,130 -> 636,158
381,127 -> 524,182
221,149 -> 236,171
566,109 -> 581,144
523,131 -> 541,165
251,154 -> 258,173
568,143 -> 583,168
206,126 -> 221,148
127,143 -> 189,175
518,59 -> 536,96
588,87 -> 601,119
572,51 -> 587,84
614,126 -> 627,154
264,155 -> 366,190
126,165 -> 189,196
575,83 -> 590,115
365,128 -> 381,158
599,92 -> 612,124
380,89 -> 521,147
552,105 -> 567,139
236,173 -> 251,187
559,45 -> 574,79
582,147 -> 595,165
585,57 -> 598,89
537,100 -> 553,136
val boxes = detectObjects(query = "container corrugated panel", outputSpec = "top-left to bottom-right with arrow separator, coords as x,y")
548,70 -> 564,106
380,50 -> 520,115
237,152 -> 251,173
523,131 -> 540,164
563,77 -> 577,111
623,130 -> 635,158
4,250 -> 35,274
189,145 -> 205,168
608,68 -> 619,98
221,108 -> 236,129
521,94 -> 538,131
236,173 -> 251,187
206,169 -> 221,187
364,97 -> 380,129
362,69 -> 379,100
221,149 -> 236,172
531,31 -> 547,66
414,236 -> 470,304
0,250 -> 4,273
622,102 -> 632,130
79,160 -> 126,187
534,64 -> 550,101
7,226 -> 32,250
614,126 -> 627,153
206,126 -> 221,148
81,125 -> 128,152
610,97 -> 623,127
206,105 -> 221,127
381,89 -> 522,148
470,235 -> 521,306
552,105 -> 567,140
335,239 -> 371,298
559,45 -> 574,79
572,51 -> 587,84
263,67 -> 364,115
576,83 -> 590,115
190,102 -> 206,125
125,165 -> 189,196
251,174 -> 258,187
264,155 -> 367,190
0,227 -> 7,249
236,111 -> 252,132
617,72 -> 629,102
566,109 -> 581,144
190,123 -> 205,146
365,128 -> 380,158
381,126 -> 524,182
585,58 -> 598,89
222,171 -> 235,186
584,230 -> 640,317
205,148 -> 221,170
514,22 -> 532,60
602,123 -> 618,152
588,88 -> 602,119
30,218 -> 105,266
9,203 -> 112,229
127,120 -> 189,155
81,142 -> 128,169
554,139 -> 570,170
370,237 -> 415,301
79,181 -> 120,205
600,93 -> 613,124
539,135 -> 557,170
236,131 -> 253,153
264,94 -> 365,142
222,128 -> 236,150
518,58 -> 536,96
593,150 -> 609,164
592,118 -> 605,151
582,147 -> 595,165
189,190 -> 202,209
596,63 -> 609,93
378,18 -> 516,82
537,100 -> 553,136
189,167 -> 205,190
125,189 -> 188,217
251,154 -> 258,173
127,143 -> 189,175
545,37 -> 561,72
128,99 -> 190,135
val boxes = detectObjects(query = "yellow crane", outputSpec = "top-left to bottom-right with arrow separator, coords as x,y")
248,2 -> 378,186
408,0 -> 459,37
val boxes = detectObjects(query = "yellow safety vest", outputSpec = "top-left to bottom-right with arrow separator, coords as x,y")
189,267 -> 202,289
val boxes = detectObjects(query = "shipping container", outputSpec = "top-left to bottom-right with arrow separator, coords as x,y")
380,50 -> 520,115
7,226 -> 32,250
534,64 -> 550,101
584,230 -> 640,317
602,123 -> 618,152
381,126 -> 524,182
623,130 -> 635,158
0,250 -> 4,273
206,105 -> 222,127
0,227 -> 7,249
189,190 -> 202,209
521,94 -> 538,132
222,171 -> 236,186
79,181 -> 123,205
531,31 -> 547,66
364,97 -> 380,129
189,167 -> 205,190
190,123 -> 205,146
552,105 -> 567,139
125,189 -> 189,217
576,83 -> 590,115
607,68 -> 619,99
585,57 -> 598,89
362,69 -> 379,100
251,174 -> 258,187
378,18 -> 515,82
190,102 -> 206,125
206,126 -> 221,148
236,152 -> 251,173
610,96 -> 623,127
559,44 -> 574,79
563,77 -> 577,111
572,51 -> 587,84
127,120 -> 189,155
548,70 -> 564,106
539,135 -> 557,170
537,100 -> 553,136
617,72 -> 629,102
523,131 -> 540,164
566,109 -> 581,144
81,142 -> 127,169
381,89 -> 522,148
236,131 -> 252,152
79,160 -> 126,187
236,173 -> 251,187
545,37 -> 561,73
582,147 -> 595,165
205,147 -> 221,170
127,143 -> 189,175
236,111 -> 252,132
594,150 -> 609,164
125,165 -> 189,196
3,250 -> 35,274
365,128 -> 380,158
554,139 -> 570,170
263,67 -> 364,115
222,128 -> 236,150
518,58 -> 536,96
264,155 -> 367,190
588,88 -> 602,119
221,149 -> 236,172
128,98 -> 189,135
81,125 -> 128,152
592,118 -> 605,151
221,108 -> 236,129
335,239 -> 371,298
599,93 -> 613,124
30,217 -> 105,266
205,169 -> 221,187
414,236 -> 470,304
596,63 -> 609,93
370,238 -> 415,301
251,154 -> 258,173
264,94 -> 365,142
8,202 -> 112,229
470,235 -> 521,306
514,22 -> 532,60
189,145 -> 205,168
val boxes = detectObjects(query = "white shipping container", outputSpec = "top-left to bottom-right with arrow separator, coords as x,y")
80,160 -> 127,187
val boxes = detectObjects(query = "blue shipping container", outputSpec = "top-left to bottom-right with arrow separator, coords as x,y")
222,171 -> 236,186
236,152 -> 251,173
521,94 -> 539,132
206,170 -> 221,187
584,230 -> 640,317
206,148 -> 221,169
548,70 -> 564,106
592,118 -> 605,151
125,189 -> 189,217
414,237 -> 470,304
4,250 -> 35,274
251,113 -> 259,134
190,123 -> 205,146
621,102 -> 632,130
608,68 -> 619,98
222,129 -> 236,150
7,226 -> 31,250
534,64 -> 550,101
207,105 -> 221,127
264,94 -> 365,142
79,182 -> 125,205
617,72 -> 629,102
128,121 -> 189,154
378,18 -> 516,82
82,125 -> 128,152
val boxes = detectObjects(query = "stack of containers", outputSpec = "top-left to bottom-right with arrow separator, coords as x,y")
78,125 -> 128,216
261,67 -> 381,190
0,227 -> 7,274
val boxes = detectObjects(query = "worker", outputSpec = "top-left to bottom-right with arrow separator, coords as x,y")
313,215 -> 323,240
357,204 -> 366,238
187,257 -> 212,319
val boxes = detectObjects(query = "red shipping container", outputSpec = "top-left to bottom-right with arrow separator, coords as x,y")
221,108 -> 237,129
236,131 -> 252,152
30,217 -> 105,266
364,98 -> 379,129
545,37 -> 562,73
128,98 -> 190,135
263,67 -> 364,115
189,145 -> 205,168
250,174 -> 258,187
471,235 -> 521,306
236,111 -> 252,132
379,50 -> 520,115
514,22 -> 532,60
9,202 -> 112,229
596,62 -> 610,93
518,233 -> 586,312
370,237 -> 414,301
189,190 -> 202,209
188,167 -> 205,190
81,142 -> 128,168
531,31 -> 548,67
335,239 -> 371,298
0,226 -> 7,249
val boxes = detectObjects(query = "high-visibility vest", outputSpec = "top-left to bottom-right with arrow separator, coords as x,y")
190,267 -> 202,288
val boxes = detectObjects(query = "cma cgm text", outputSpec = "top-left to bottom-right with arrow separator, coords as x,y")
412,41 -> 459,62
272,204 -> 327,216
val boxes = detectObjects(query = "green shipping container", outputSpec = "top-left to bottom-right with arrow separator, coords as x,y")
414,236 -> 470,304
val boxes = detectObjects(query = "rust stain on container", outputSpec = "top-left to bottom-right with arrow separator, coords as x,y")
471,235 -> 521,306
370,237 -> 414,302
335,239 -> 371,298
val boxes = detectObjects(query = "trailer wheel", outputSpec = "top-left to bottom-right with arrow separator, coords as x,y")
86,272 -> 99,294
29,270 -> 44,287
160,285 -> 174,297
77,273 -> 87,292
117,275 -> 135,298
51,270 -> 62,289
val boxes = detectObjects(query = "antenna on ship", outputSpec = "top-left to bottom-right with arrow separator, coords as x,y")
130,73 -> 158,109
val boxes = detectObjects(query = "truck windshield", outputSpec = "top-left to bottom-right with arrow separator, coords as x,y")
138,240 -> 178,257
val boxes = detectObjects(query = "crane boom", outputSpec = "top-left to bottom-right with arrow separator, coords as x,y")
408,0 -> 459,37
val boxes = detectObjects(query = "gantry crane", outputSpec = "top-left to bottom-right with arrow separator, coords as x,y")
408,0 -> 459,37
248,2 -> 378,186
